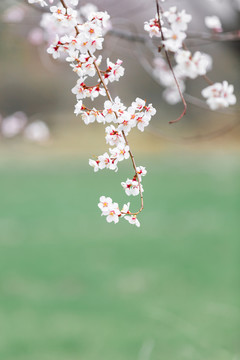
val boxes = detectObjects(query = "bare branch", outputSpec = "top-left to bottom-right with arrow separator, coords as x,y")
147,118 -> 240,143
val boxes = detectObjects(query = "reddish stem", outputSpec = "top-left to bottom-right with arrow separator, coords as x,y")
155,0 -> 187,124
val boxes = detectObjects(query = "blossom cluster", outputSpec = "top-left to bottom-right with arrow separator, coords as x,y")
98,196 -> 140,227
21,0 -> 237,228
87,97 -> 155,178
28,2 -> 107,48
144,6 -> 192,52
145,6 -> 237,111
40,0 -> 157,227
202,81 -> 236,110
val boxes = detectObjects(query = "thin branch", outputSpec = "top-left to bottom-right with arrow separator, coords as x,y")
147,118 -> 240,143
155,0 -> 187,124
108,29 -> 147,44
60,0 -> 68,9
202,74 -> 214,86
181,120 -> 240,142
107,28 -> 240,47
187,30 -> 240,42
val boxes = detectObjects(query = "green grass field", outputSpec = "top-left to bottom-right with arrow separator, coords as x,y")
0,153 -> 239,360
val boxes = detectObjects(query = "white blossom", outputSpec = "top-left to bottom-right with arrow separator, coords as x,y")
201,81 -> 236,110
28,0 -> 47,7
80,4 -> 98,19
68,0 -> 79,6
164,7 -> 192,32
105,125 -> 124,146
89,159 -> 99,172
104,59 -> 125,84
205,16 -> 222,32
136,166 -> 147,181
90,11 -> 110,29
98,152 -> 118,171
120,202 -> 130,216
162,28 -> 186,52
144,15 -> 163,38
117,112 -> 133,135
47,35 -> 65,59
121,179 -> 143,196
103,101 -> 117,123
50,5 -> 66,22
175,50 -> 212,79
144,104 -> 157,118
106,203 -> 121,224
98,197 -> 121,224
98,196 -> 113,215
110,144 -> 130,162
136,114 -> 151,132
163,86 -> 183,105
131,97 -> 146,111
125,215 -> 140,227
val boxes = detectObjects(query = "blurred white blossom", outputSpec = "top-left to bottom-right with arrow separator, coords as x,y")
24,121 -> 50,142
2,5 -> 25,23
1,112 -> 27,138
205,15 -> 223,32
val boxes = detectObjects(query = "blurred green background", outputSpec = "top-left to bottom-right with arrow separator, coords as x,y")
0,151 -> 239,360
0,1 -> 240,359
